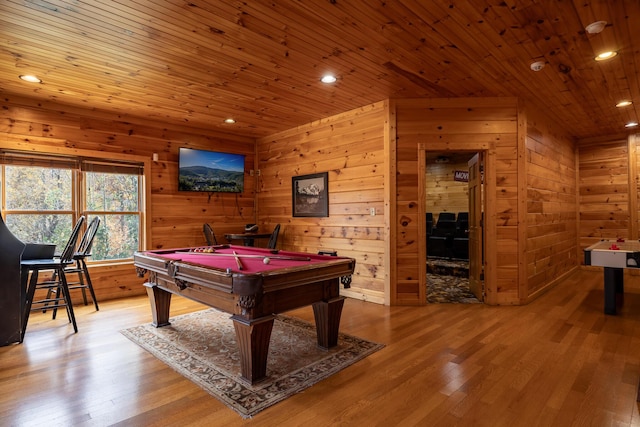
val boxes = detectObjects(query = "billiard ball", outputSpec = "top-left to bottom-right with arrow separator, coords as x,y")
263,257 -> 271,265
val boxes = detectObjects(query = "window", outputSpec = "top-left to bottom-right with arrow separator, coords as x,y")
82,161 -> 143,261
1,152 -> 145,262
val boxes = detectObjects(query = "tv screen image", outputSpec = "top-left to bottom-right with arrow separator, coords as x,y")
178,148 -> 245,193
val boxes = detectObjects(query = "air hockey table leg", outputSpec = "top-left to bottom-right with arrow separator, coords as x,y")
603,267 -> 623,315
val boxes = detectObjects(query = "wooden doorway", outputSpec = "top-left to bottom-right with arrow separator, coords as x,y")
419,149 -> 485,303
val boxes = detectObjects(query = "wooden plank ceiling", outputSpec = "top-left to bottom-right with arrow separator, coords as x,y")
0,0 -> 638,140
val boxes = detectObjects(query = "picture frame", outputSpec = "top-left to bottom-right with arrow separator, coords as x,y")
292,172 -> 329,217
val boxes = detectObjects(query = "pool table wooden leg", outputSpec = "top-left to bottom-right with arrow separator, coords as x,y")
144,283 -> 172,327
312,296 -> 346,350
231,314 -> 276,384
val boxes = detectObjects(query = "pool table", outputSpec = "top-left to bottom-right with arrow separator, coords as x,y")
134,244 -> 355,384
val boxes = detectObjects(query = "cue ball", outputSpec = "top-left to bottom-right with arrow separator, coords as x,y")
263,257 -> 271,265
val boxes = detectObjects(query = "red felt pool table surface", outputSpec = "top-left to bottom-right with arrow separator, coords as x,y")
155,245 -> 333,273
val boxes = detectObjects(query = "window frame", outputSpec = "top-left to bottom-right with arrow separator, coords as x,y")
0,146 -> 151,263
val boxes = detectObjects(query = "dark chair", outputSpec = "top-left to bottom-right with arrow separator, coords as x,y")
318,250 -> 351,288
57,216 -> 101,311
426,213 -> 433,236
437,212 -> 456,222
433,212 -> 457,238
453,238 -> 469,260
456,212 -> 469,237
433,220 -> 456,237
267,224 -> 281,249
21,216 -> 85,337
456,220 -> 469,238
203,223 -> 218,246
427,235 -> 451,258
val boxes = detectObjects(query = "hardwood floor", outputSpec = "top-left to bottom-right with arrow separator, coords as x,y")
2,269 -> 640,426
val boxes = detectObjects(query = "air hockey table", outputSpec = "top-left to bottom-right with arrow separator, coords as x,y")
584,239 -> 640,315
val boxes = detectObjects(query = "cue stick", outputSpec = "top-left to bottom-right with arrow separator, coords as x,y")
232,251 -> 244,270
175,251 -> 311,261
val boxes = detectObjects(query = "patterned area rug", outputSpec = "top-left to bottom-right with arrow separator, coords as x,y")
427,258 -> 480,303
121,309 -> 384,418
427,273 -> 481,303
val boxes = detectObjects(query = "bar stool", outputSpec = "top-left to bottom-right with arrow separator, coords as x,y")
61,216 -> 101,310
267,224 -> 281,249
318,250 -> 352,289
203,223 -> 218,246
21,216 -> 85,339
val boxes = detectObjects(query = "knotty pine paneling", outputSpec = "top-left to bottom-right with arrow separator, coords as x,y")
256,102 -> 387,304
578,138 -> 629,250
634,135 -> 640,241
577,133 -> 640,279
0,92 -> 597,309
525,108 -> 578,299
0,95 -> 256,302
425,161 -> 469,218
398,98 -> 518,305
2,1 -> 639,142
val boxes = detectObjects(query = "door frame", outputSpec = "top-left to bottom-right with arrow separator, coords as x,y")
467,152 -> 483,301
418,143 -> 497,305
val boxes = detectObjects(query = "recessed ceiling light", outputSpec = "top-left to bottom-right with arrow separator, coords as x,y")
321,74 -> 337,84
19,74 -> 42,83
585,21 -> 607,34
224,118 -> 236,124
595,51 -> 617,61
530,61 -> 545,71
625,122 -> 638,128
616,100 -> 633,108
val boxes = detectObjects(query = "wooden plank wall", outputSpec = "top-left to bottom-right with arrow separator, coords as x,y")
0,92 -> 604,308
525,108 -> 578,300
425,161 -> 469,219
151,152 -> 257,249
395,98 -> 519,305
577,134 -> 640,282
634,135 -> 640,240
0,95 -> 256,302
255,102 -> 387,304
578,137 -> 629,249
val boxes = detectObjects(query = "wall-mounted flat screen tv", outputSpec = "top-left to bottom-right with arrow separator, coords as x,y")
178,148 -> 245,193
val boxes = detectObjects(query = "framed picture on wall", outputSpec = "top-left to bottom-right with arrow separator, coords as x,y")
292,172 -> 329,217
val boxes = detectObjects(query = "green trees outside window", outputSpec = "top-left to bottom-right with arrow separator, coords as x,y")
1,156 -> 143,262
